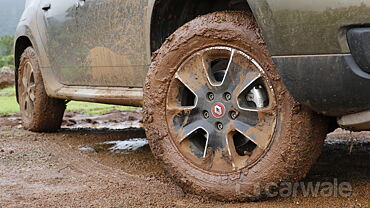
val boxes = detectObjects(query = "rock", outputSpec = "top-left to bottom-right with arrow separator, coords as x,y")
1,66 -> 14,74
0,66 -> 15,89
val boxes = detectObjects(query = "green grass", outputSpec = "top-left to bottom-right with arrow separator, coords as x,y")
0,86 -> 16,96
66,101 -> 137,115
0,86 -> 18,114
0,86 -> 137,115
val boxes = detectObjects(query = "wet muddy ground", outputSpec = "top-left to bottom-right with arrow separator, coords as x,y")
0,110 -> 369,207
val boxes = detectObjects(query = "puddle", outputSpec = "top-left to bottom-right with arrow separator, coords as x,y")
0,109 -> 143,129
66,120 -> 142,129
78,146 -> 97,152
103,138 -> 148,152
78,138 -> 149,154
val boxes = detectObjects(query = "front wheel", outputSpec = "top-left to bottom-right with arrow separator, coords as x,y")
18,47 -> 65,132
144,11 -> 328,201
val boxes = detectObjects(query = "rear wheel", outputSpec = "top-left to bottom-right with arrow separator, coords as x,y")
144,11 -> 328,200
18,47 -> 65,132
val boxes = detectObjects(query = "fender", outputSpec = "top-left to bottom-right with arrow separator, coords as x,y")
246,0 -> 370,56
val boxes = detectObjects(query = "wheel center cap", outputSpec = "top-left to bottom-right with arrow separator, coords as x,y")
211,102 -> 226,118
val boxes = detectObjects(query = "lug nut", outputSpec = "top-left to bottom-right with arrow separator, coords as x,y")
224,92 -> 232,101
203,111 -> 210,119
207,92 -> 214,101
216,122 -> 223,130
230,111 -> 238,120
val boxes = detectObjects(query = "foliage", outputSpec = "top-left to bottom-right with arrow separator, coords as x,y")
0,35 -> 14,68
0,35 -> 13,56
0,55 -> 14,68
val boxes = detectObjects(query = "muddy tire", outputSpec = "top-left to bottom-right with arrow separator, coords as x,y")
143,11 -> 328,201
18,47 -> 66,132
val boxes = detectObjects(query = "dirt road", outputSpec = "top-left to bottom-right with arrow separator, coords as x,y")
0,111 -> 369,207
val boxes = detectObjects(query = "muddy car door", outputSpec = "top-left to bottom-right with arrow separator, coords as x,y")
71,0 -> 149,87
37,0 -> 81,86
39,0 -> 150,87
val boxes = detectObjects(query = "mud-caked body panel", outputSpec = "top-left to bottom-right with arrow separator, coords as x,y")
247,0 -> 370,55
14,0 -> 370,117
273,55 -> 370,116
247,0 -> 370,116
15,0 -> 150,106
37,0 -> 150,87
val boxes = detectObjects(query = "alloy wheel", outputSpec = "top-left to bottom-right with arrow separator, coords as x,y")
19,61 -> 36,119
166,46 -> 277,173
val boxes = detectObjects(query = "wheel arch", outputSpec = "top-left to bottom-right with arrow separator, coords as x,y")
149,0 -> 254,53
14,35 -> 33,103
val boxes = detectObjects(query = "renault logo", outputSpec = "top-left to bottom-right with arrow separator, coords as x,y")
211,102 -> 225,118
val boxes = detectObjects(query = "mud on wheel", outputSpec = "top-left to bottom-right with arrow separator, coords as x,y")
144,11 -> 328,201
18,47 -> 65,132
166,46 -> 276,172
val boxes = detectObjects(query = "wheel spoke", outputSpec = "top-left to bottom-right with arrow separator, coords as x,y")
237,105 -> 275,120
205,131 -> 225,152
201,48 -> 235,87
233,106 -> 275,150
221,51 -> 261,92
220,49 -> 238,87
236,70 -> 261,97
22,73 -> 28,89
233,119 -> 266,149
21,63 -> 32,89
233,119 -> 253,134
178,120 -> 211,143
166,101 -> 196,114
28,84 -> 36,102
225,132 -> 249,170
178,121 -> 214,159
20,88 -> 27,100
207,134 -> 234,171
246,127 -> 271,149
175,53 -> 212,95
25,96 -> 34,117
18,62 -> 36,119
234,121 -> 273,150
26,64 -> 33,84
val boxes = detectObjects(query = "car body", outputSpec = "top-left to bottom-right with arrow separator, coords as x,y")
15,0 -> 370,121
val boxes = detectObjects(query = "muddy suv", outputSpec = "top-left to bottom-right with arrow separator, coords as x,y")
14,0 -> 370,200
